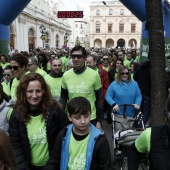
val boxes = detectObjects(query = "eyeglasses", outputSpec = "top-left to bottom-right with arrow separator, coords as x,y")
3,74 -> 10,77
71,55 -> 84,59
103,58 -> 108,61
27,63 -> 34,67
121,72 -> 129,75
9,65 -> 21,71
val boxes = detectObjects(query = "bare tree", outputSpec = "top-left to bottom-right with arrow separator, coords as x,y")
146,0 -> 166,125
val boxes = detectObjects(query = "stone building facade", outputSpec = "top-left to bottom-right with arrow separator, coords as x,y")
10,0 -> 71,52
89,0 -> 142,49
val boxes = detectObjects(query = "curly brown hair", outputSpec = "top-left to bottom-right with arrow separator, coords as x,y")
15,73 -> 58,122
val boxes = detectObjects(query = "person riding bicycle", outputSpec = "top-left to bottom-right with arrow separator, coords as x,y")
128,95 -> 170,170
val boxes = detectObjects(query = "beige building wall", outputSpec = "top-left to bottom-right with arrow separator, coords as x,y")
89,0 -> 142,49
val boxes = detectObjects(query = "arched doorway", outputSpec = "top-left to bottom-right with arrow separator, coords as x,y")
10,25 -> 15,49
106,39 -> 114,48
94,39 -> 102,48
117,38 -> 125,47
128,39 -> 137,48
28,28 -> 35,51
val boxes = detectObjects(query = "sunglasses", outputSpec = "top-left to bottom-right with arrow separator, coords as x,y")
27,63 -> 34,67
121,72 -> 129,75
71,55 -> 84,59
3,74 -> 10,77
9,65 -> 21,71
103,58 -> 108,61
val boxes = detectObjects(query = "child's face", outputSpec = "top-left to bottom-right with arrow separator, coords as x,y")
68,111 -> 91,135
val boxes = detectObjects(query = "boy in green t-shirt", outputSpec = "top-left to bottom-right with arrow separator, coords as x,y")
44,97 -> 112,170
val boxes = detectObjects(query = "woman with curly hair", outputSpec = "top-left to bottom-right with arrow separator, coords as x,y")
8,73 -> 70,170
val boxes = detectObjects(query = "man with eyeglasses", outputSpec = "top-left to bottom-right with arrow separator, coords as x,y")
61,46 -> 103,129
27,57 -> 47,76
44,59 -> 63,100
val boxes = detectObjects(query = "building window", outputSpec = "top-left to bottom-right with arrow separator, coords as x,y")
120,9 -> 124,15
131,24 -> 136,33
96,10 -> 100,15
76,24 -> 78,28
108,24 -> 112,33
80,24 -> 83,29
109,9 -> 113,15
119,24 -> 124,33
96,23 -> 100,33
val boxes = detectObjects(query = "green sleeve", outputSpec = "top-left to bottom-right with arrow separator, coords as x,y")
7,108 -> 13,121
135,128 -> 151,153
94,72 -> 102,90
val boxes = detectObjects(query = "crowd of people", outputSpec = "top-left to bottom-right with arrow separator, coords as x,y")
0,45 -> 169,169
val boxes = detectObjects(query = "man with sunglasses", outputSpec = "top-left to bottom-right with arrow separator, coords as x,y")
9,53 -> 28,102
61,46 -> 103,129
98,53 -> 110,72
27,57 -> 47,76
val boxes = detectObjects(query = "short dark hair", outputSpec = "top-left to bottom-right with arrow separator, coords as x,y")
87,54 -> 97,62
71,46 -> 86,57
67,97 -> 91,115
10,53 -> 28,67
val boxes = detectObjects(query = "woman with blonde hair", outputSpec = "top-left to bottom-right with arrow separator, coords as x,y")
106,66 -> 142,118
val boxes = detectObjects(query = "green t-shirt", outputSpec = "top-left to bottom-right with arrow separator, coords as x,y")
135,128 -> 151,153
27,67 -> 47,76
60,56 -> 68,72
62,67 -> 102,120
44,74 -> 62,100
123,59 -> 131,69
68,132 -> 89,169
11,78 -> 20,101
102,65 -> 109,72
1,81 -> 11,96
27,115 -> 49,166
1,62 -> 9,69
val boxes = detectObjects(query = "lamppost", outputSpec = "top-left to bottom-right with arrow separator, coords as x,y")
64,32 -> 68,47
75,36 -> 80,46
39,24 -> 46,48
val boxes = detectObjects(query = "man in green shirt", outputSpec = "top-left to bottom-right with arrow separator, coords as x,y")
61,46 -> 103,129
44,59 -> 63,100
27,57 -> 47,76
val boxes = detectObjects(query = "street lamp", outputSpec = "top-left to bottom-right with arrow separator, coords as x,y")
75,36 -> 80,46
39,24 -> 46,48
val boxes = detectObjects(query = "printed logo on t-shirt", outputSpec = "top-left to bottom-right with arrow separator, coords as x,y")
68,81 -> 89,94
68,153 -> 86,170
31,127 -> 47,144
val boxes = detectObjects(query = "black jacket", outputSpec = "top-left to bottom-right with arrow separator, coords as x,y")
8,106 -> 70,170
44,126 -> 113,170
134,60 -> 150,97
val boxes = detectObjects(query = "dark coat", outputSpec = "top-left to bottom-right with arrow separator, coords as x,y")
8,106 -> 70,170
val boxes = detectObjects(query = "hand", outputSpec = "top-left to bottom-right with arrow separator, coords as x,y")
113,104 -> 119,112
133,104 -> 140,110
96,121 -> 102,130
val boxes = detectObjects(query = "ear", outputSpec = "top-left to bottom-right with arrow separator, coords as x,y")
67,114 -> 72,122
